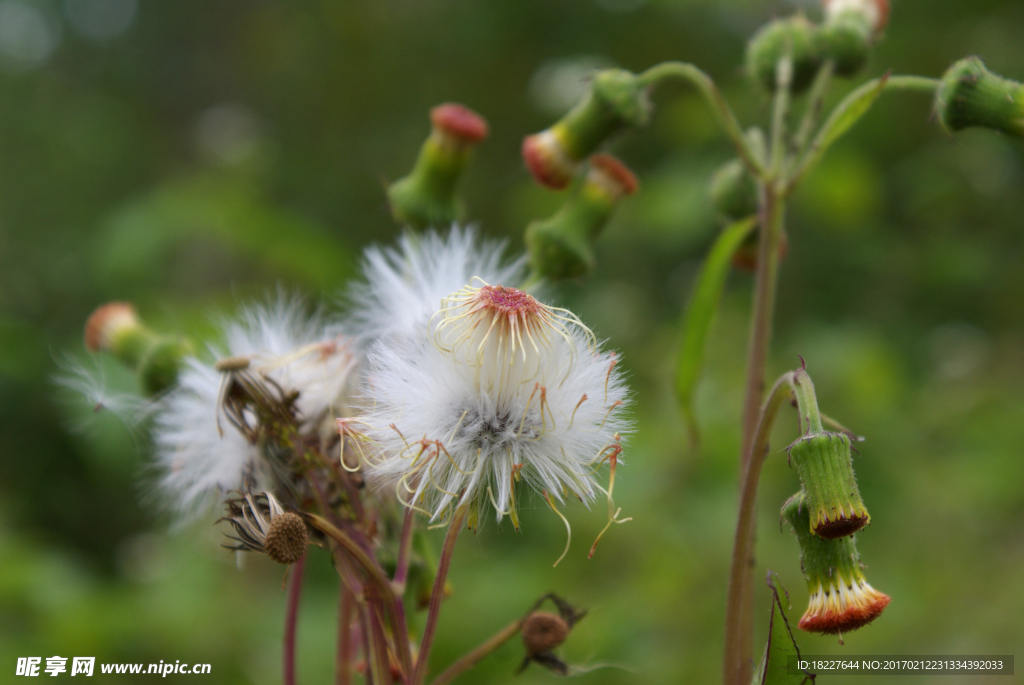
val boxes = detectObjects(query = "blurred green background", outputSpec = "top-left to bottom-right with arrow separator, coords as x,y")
2,0 -> 1023,682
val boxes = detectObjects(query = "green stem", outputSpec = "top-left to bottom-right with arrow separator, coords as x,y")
722,372 -> 798,685
427,618 -> 525,685
786,74 -> 941,193
791,61 -> 835,164
637,62 -> 766,177
791,366 -> 823,434
770,56 -> 793,174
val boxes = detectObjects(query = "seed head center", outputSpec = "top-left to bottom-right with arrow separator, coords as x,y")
478,285 -> 539,318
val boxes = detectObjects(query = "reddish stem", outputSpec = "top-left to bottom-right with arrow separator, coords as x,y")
336,583 -> 354,685
284,554 -> 307,685
412,507 -> 467,685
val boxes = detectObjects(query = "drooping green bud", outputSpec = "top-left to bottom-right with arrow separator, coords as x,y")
522,70 -> 651,189
525,154 -> 638,279
788,431 -> 869,539
708,159 -> 757,221
746,16 -> 824,93
387,103 -> 490,228
84,302 -> 190,395
820,0 -> 890,76
783,491 -> 891,635
935,57 -> 1024,137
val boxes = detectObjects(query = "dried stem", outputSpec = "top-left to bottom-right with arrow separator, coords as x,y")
412,506 -> 468,685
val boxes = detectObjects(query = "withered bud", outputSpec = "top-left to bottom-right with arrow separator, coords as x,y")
522,612 -> 570,657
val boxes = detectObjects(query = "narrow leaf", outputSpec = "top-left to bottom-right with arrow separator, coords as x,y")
675,216 -> 757,443
752,574 -> 814,685
790,73 -> 890,190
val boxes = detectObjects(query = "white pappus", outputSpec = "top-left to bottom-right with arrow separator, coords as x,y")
351,278 -> 630,550
154,297 -> 356,518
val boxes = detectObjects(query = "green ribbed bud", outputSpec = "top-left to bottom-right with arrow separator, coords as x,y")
388,103 -> 489,228
522,70 -> 651,189
782,492 -> 890,635
84,302 -> 190,395
788,431 -> 869,539
936,57 -> 1024,137
708,159 -> 757,221
746,16 -> 824,93
525,154 -> 638,280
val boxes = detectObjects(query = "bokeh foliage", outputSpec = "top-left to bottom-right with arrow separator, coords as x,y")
2,0 -> 1023,683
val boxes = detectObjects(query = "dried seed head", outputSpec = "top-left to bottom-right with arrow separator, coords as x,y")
522,612 -> 570,656
824,0 -> 890,36
264,511 -> 308,565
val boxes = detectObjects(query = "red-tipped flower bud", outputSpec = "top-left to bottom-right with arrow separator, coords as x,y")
83,302 -> 190,395
388,103 -> 489,229
525,154 -> 638,279
783,492 -> 891,634
522,69 -> 651,189
936,57 -> 1024,138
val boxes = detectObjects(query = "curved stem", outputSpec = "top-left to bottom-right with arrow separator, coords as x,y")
284,554 -> 307,685
638,62 -> 766,177
412,507 -> 468,685
427,618 -> 525,685
722,373 -> 797,685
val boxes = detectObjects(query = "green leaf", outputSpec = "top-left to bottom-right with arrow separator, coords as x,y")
675,216 -> 757,443
790,73 -> 890,191
752,574 -> 814,685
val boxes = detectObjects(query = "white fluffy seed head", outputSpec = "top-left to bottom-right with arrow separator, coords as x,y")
153,297 -> 355,518
346,226 -> 526,347
357,282 -> 629,529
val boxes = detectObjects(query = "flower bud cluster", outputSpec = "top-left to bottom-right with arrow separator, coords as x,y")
746,0 -> 890,92
84,302 -> 191,395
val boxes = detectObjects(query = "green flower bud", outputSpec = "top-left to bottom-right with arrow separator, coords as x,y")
387,103 -> 490,228
84,302 -> 190,395
746,16 -> 824,93
708,159 -> 757,221
522,69 -> 651,189
783,491 -> 891,635
936,57 -> 1024,137
525,154 -> 638,280
788,431 -> 869,539
820,12 -> 871,76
